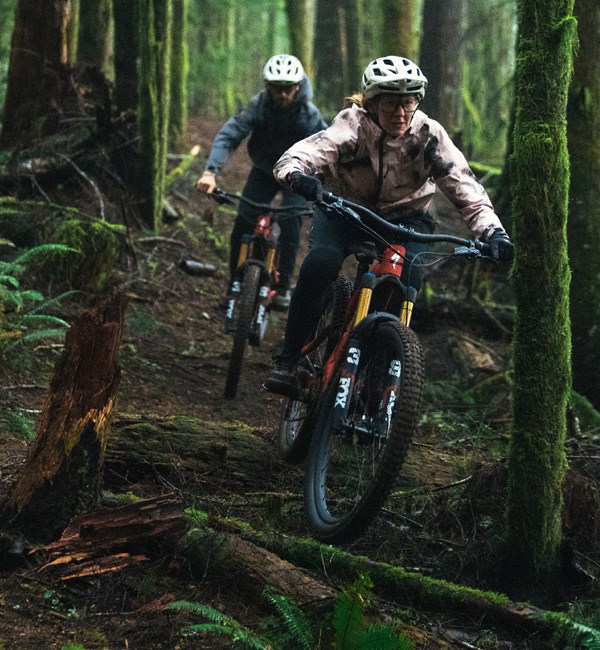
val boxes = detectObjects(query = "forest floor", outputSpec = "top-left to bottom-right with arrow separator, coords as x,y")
0,117 -> 599,649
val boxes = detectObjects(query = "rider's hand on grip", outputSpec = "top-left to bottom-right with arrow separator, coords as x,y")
290,172 -> 323,202
488,228 -> 514,261
196,171 -> 217,195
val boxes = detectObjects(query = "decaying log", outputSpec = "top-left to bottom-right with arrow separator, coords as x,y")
180,521 -> 335,610
106,415 -> 284,492
218,520 -> 598,646
38,494 -> 186,580
2,292 -> 127,541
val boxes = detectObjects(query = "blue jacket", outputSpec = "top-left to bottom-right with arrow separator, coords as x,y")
205,77 -> 327,176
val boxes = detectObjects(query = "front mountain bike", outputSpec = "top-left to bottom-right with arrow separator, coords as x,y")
277,192 -> 494,543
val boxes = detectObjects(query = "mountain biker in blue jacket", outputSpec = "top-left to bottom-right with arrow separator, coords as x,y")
196,54 -> 327,309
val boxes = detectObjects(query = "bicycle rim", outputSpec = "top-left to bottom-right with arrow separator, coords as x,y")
224,264 -> 261,399
304,320 -> 424,543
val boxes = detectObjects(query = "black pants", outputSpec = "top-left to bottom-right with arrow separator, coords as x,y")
282,208 -> 429,356
229,166 -> 308,287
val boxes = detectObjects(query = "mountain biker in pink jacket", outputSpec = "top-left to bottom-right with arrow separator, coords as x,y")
265,55 -> 513,395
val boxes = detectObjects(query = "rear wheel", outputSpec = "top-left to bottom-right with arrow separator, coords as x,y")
224,264 -> 261,399
278,276 -> 352,464
304,319 -> 424,543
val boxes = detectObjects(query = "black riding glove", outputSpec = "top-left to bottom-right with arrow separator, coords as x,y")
290,172 -> 323,202
488,228 -> 514,261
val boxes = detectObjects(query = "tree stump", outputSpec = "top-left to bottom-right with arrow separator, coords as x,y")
1,291 -> 127,541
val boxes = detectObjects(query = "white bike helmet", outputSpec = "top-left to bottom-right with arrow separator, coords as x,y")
362,56 -> 428,100
263,54 -> 305,85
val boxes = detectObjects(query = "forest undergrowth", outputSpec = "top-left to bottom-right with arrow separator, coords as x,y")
0,117 -> 599,649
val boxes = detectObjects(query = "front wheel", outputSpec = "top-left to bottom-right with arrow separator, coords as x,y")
304,319 -> 424,543
224,264 -> 261,399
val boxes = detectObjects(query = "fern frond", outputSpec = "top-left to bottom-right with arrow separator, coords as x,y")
14,289 -> 45,304
570,623 -> 600,649
5,244 -> 78,274
0,274 -> 20,289
18,314 -> 70,329
358,624 -> 414,650
166,600 -> 271,649
16,328 -> 66,344
27,290 -> 80,315
334,574 -> 373,650
263,587 -> 314,650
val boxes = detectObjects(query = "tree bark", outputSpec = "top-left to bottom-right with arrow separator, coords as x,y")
0,0 -> 72,146
419,0 -> 465,131
285,0 -> 315,80
77,0 -> 113,76
1,292 -> 127,542
112,0 -> 139,113
507,0 -> 576,594
567,0 -> 600,409
169,0 -> 188,148
380,0 -> 421,62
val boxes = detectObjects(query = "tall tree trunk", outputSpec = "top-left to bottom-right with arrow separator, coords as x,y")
344,0 -> 363,92
137,0 -> 172,232
419,0 -> 465,132
1,293 -> 126,542
567,0 -> 600,409
77,0 -> 113,77
285,0 -> 315,79
507,0 -> 576,594
169,0 -> 188,148
380,0 -> 421,61
314,0 -> 345,114
112,0 -> 138,113
68,0 -> 80,62
0,0 -> 72,146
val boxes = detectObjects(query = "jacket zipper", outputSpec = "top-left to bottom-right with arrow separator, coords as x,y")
374,133 -> 386,200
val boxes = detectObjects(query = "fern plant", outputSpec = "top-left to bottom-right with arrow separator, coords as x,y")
261,587 -> 316,650
0,243 -> 76,348
333,574 -> 414,650
166,575 -> 415,650
165,600 -> 271,649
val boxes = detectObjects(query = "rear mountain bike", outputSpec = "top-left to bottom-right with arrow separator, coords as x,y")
276,192 -> 494,543
212,190 -> 310,400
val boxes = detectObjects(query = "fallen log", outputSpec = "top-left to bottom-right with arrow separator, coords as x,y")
105,415 -> 285,492
180,521 -> 335,610
216,519 -> 600,647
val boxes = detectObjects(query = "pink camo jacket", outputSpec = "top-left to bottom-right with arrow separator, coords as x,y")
273,104 -> 505,240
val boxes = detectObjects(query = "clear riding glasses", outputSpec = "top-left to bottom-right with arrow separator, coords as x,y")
377,95 -> 420,114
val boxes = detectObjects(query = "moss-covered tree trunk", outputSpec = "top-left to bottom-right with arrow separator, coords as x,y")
380,0 -> 421,62
344,0 -> 363,92
285,0 -> 314,80
506,0 -> 576,593
137,0 -> 172,232
419,0 -> 465,132
567,0 -> 600,410
77,0 -> 113,77
67,0 -> 80,63
0,0 -> 72,146
169,0 -> 188,148
112,0 -> 138,113
1,293 -> 126,542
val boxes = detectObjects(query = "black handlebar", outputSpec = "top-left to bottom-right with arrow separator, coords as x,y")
317,192 -> 491,256
212,188 -> 313,216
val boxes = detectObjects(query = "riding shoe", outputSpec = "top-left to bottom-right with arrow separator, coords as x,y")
264,353 -> 298,396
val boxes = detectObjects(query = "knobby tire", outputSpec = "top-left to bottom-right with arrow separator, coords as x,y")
304,319 -> 424,543
224,264 -> 261,399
